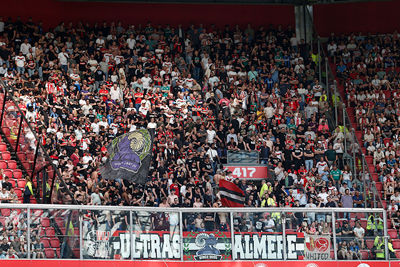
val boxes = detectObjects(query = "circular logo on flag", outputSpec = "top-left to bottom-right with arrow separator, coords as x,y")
305,237 -> 329,252
255,264 -> 267,267
306,264 -> 319,267
314,237 -> 329,252
357,264 -> 370,267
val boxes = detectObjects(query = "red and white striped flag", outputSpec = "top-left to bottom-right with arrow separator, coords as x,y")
219,178 -> 245,207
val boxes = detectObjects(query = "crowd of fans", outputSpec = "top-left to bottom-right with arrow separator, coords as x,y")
0,17 -> 355,209
0,17 -> 390,259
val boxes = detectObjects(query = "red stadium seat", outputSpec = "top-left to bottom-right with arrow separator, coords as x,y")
46,227 -> 56,237
72,248 -> 80,258
17,179 -> 26,188
14,188 -> 22,198
375,182 -> 383,192
0,160 -> 7,169
40,238 -> 50,248
55,248 -> 61,258
0,142 -> 7,151
26,152 -> 35,162
382,200 -> 387,210
44,248 -> 55,258
8,179 -> 16,188
360,250 -> 369,260
1,152 -> 11,161
41,217 -> 50,227
0,217 -> 6,226
3,169 -> 12,178
22,161 -> 31,171
389,229 -> 398,239
50,238 -> 60,248
13,169 -> 22,179
396,251 -> 400,259
17,152 -> 26,161
1,209 -> 10,217
1,127 -> 10,137
365,155 -> 373,165
393,239 -> 400,249
7,160 -> 17,169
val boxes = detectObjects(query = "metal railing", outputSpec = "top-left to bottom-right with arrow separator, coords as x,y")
0,204 -> 388,261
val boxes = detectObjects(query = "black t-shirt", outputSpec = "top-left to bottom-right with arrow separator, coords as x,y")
201,161 -> 213,174
304,149 -> 314,160
94,70 -> 104,81
293,148 -> 303,159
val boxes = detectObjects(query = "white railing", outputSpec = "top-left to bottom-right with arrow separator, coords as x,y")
0,204 -> 389,261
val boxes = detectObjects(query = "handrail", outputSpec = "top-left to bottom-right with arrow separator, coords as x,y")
0,203 -> 385,213
0,80 -> 77,205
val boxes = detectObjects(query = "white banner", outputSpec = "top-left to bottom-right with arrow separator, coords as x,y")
304,234 -> 331,260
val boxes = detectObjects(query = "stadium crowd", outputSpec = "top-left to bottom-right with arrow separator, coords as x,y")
0,17 -> 388,259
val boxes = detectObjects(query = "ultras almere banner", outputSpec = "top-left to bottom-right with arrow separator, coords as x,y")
2,260 -> 392,267
82,230 -> 308,260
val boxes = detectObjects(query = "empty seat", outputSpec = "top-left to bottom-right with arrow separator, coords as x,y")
1,152 -> 11,160
38,228 -> 45,237
375,182 -> 383,192
7,160 -> 17,169
44,248 -> 55,258
369,165 -> 376,174
371,173 -> 379,182
14,188 -> 22,198
41,217 -> 50,227
40,238 -> 50,248
0,143 -> 7,151
72,248 -> 80,258
55,248 -> 60,258
13,169 -> 22,179
17,179 -> 26,188
3,169 -> 12,178
365,155 -> 373,165
396,250 -> 400,259
16,152 -> 26,160
382,200 -> 387,209
50,238 -> 60,248
360,250 -> 369,260
0,160 -> 7,169
1,209 -> 10,217
0,217 -> 6,226
393,239 -> 400,249
26,153 -> 35,162
22,161 -> 31,171
389,229 -> 398,239
46,227 -> 56,237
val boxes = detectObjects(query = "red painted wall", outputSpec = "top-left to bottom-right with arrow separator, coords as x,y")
0,0 -> 295,29
314,0 -> 400,36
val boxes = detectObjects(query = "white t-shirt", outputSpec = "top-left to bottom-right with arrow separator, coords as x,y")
20,43 -> 32,55
91,122 -> 100,134
206,129 -> 216,143
317,192 -> 329,204
58,52 -> 68,65
127,38 -> 136,50
15,56 -> 26,68
354,226 -> 365,238
141,76 -> 152,89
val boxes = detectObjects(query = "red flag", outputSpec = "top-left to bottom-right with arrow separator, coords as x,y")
219,179 -> 245,207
